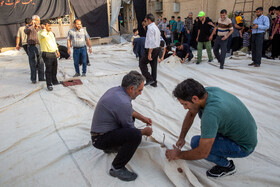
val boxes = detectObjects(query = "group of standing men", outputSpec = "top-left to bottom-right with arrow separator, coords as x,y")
16,16 -> 92,91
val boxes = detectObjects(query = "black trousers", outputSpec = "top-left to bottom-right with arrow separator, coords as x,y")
139,47 -> 161,83
42,52 -> 58,86
271,34 -> 280,58
251,33 -> 264,65
214,36 -> 228,66
231,37 -> 242,53
92,128 -> 142,169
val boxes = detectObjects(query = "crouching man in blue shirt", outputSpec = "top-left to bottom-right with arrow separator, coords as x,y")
91,71 -> 153,181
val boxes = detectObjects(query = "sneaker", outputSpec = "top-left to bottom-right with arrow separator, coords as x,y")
73,73 -> 80,77
109,167 -> 137,181
47,86 -> 53,91
206,160 -> 236,178
81,73 -> 86,77
144,80 -> 155,86
150,82 -> 157,87
87,63 -> 91,66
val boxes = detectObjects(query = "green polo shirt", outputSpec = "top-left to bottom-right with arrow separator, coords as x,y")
200,87 -> 257,153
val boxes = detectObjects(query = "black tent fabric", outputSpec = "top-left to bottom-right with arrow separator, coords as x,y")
70,0 -> 109,38
133,0 -> 147,37
0,0 -> 70,48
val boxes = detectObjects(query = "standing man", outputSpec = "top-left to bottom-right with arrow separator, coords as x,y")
16,18 -> 31,55
213,9 -> 233,69
169,16 -> 177,44
139,14 -> 161,87
269,6 -> 280,60
91,71 -> 153,181
176,16 -> 184,43
158,18 -> 168,40
249,7 -> 269,67
24,15 -> 45,84
184,12 -> 193,45
38,20 -> 60,91
165,78 -> 257,178
196,11 -> 215,64
231,11 -> 243,55
67,19 -> 92,77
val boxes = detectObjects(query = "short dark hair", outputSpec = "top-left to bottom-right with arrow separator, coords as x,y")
276,6 -> 280,11
146,13 -> 155,22
25,18 -> 32,24
244,27 -> 250,32
256,7 -> 263,11
74,19 -> 81,24
220,9 -> 227,14
163,18 -> 167,21
133,28 -> 138,33
175,42 -> 181,47
172,16 -> 175,18
178,16 -> 181,19
121,71 -> 145,90
166,45 -> 172,51
173,79 -> 206,102
166,24 -> 170,28
269,6 -> 276,12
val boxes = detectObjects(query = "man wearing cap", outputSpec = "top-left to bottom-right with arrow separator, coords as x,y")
196,11 -> 215,64
213,9 -> 234,69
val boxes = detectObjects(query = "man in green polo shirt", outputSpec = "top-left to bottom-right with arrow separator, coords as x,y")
165,79 -> 257,178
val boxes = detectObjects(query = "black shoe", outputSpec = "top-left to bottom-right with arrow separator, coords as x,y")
109,167 -> 137,181
220,65 -> 224,69
144,80 -> 155,86
206,160 -> 236,178
32,80 -> 36,84
196,61 -> 200,64
150,82 -> 157,87
254,64 -> 260,67
47,86 -> 53,91
208,59 -> 213,62
248,62 -> 255,66
81,73 -> 86,77
73,73 -> 80,77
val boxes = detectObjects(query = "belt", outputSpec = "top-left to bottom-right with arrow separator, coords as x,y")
73,46 -> 86,49
91,132 -> 105,137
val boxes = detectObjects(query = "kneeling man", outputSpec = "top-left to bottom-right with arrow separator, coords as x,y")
91,71 -> 153,181
165,79 -> 257,177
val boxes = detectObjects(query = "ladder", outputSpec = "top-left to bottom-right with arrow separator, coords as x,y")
232,0 -> 264,25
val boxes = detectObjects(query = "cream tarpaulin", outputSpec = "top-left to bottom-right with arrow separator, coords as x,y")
0,42 -> 280,186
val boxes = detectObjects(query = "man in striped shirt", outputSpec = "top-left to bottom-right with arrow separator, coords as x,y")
213,9 -> 233,69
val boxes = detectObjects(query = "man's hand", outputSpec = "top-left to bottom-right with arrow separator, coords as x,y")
269,36 -> 273,40
222,36 -> 228,41
209,35 -> 213,41
16,46 -> 20,50
252,24 -> 258,29
89,48 -> 92,54
67,48 -> 71,55
142,117 -> 152,126
176,138 -> 186,149
165,145 -> 181,161
148,53 -> 152,61
187,30 -> 190,34
141,126 -> 153,136
56,51 -> 60,58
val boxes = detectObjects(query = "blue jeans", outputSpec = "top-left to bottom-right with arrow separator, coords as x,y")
73,46 -> 87,74
27,44 -> 45,81
191,134 -> 253,167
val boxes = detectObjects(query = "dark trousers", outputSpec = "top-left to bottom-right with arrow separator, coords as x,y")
231,36 -> 242,53
214,36 -> 228,66
139,47 -> 161,83
42,52 -> 59,86
271,34 -> 280,58
23,44 -> 28,55
92,128 -> 142,169
262,40 -> 272,56
27,44 -> 45,82
176,51 -> 193,61
252,33 -> 264,65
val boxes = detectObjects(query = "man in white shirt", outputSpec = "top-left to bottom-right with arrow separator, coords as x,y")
139,14 -> 161,87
